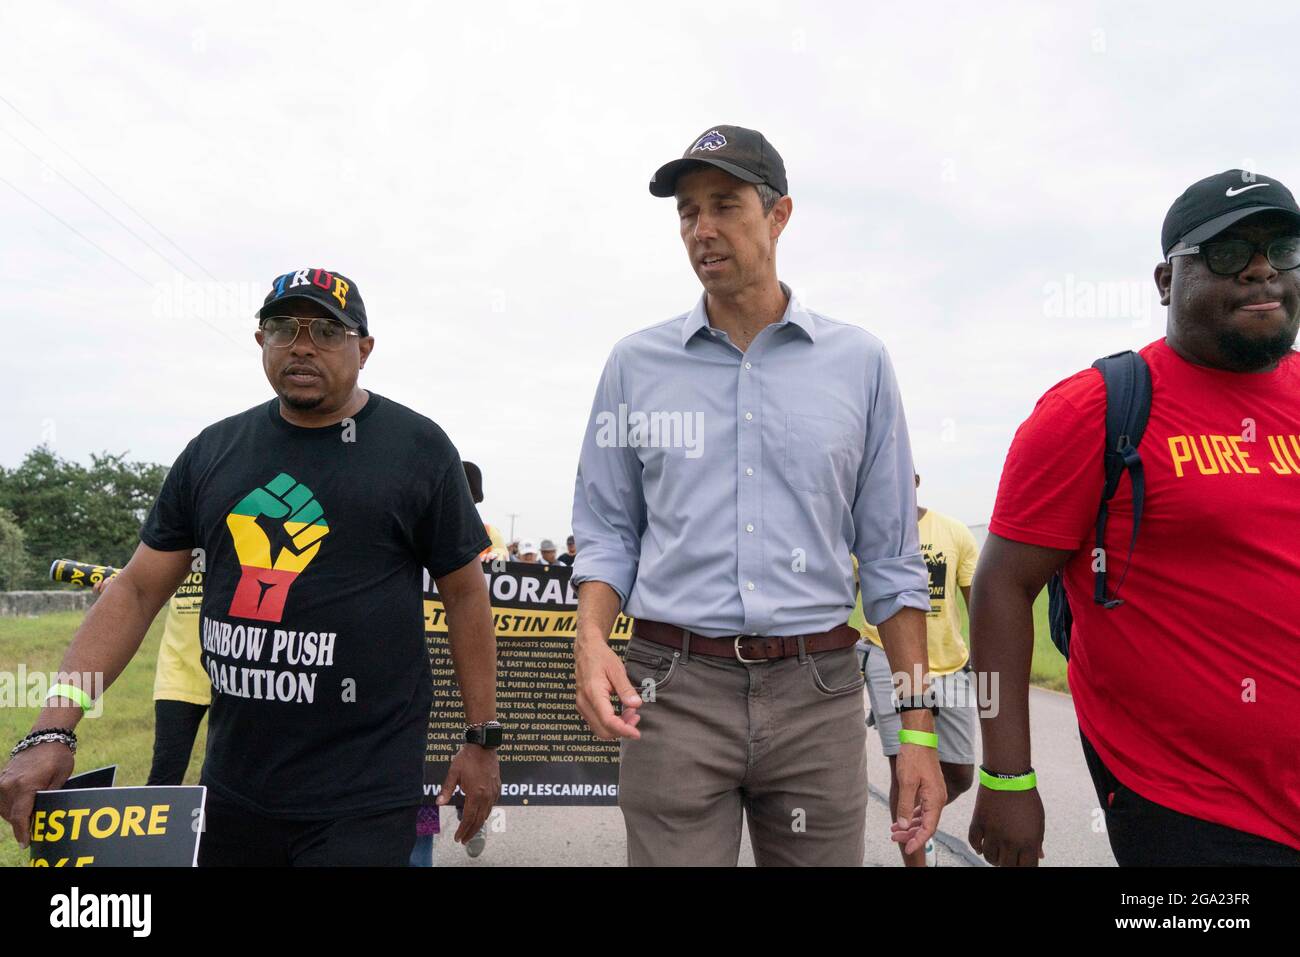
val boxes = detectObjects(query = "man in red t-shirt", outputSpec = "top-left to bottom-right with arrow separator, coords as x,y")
969,169 -> 1300,866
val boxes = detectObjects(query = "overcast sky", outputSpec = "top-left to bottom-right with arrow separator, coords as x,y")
3,1 -> 1299,543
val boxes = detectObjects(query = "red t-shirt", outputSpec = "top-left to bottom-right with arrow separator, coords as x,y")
991,337 -> 1300,850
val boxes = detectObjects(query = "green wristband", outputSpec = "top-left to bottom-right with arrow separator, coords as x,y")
45,683 -> 93,712
898,729 -> 938,749
979,767 -> 1038,791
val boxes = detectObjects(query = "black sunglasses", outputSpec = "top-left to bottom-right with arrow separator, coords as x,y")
1167,235 -> 1300,276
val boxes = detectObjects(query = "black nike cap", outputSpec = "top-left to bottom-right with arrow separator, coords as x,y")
649,125 -> 787,198
1162,170 -> 1300,257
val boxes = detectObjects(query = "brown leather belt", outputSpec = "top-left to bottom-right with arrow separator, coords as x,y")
632,619 -> 860,662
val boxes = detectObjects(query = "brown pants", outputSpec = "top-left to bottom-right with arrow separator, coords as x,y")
618,633 -> 868,866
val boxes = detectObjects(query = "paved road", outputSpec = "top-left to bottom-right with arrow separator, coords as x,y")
433,686 -> 1113,867
430,785 -> 977,867
877,685 -> 1119,868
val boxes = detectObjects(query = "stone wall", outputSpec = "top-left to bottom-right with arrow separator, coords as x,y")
0,590 -> 98,618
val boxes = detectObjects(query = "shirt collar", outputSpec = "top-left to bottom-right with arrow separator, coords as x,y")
680,281 -> 816,348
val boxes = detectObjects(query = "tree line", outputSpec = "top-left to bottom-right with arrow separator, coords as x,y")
0,446 -> 167,590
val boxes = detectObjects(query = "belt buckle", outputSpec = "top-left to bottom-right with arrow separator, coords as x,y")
734,636 -> 768,664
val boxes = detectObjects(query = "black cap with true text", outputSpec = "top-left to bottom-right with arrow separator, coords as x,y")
257,268 -> 368,335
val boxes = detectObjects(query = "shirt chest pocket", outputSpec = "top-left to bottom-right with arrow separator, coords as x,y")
784,413 -> 859,495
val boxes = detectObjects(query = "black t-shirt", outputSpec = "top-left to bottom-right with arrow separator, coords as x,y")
557,553 -> 576,566
140,392 -> 489,819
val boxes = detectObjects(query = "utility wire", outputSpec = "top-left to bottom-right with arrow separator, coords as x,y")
0,171 -> 156,285
2,126 -> 201,282
0,171 -> 242,347
0,92 -> 219,280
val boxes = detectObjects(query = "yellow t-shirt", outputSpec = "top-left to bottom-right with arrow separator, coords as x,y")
153,571 -> 210,705
479,521 -> 509,561
852,509 -> 979,675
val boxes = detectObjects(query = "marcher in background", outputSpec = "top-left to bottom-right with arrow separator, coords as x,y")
411,459 -> 503,866
517,540 -> 540,564
93,570 -> 210,786
572,125 -> 939,866
972,171 -> 1300,866
539,539 -> 559,565
557,535 -> 577,566
853,473 -> 979,867
463,461 -> 509,562
409,804 -> 441,866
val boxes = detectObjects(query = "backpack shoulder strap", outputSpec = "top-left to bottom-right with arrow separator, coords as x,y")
1090,350 -> 1151,608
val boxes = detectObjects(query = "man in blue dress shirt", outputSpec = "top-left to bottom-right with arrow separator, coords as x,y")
570,125 -> 944,866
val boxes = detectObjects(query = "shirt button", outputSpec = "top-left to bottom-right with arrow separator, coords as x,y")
746,523 -> 754,532
745,467 -> 754,476
744,412 -> 753,421
744,362 -> 752,370
746,581 -> 756,591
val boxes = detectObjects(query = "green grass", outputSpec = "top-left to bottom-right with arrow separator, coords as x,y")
0,609 -> 206,868
955,587 -> 1068,693
1027,589 -> 1069,693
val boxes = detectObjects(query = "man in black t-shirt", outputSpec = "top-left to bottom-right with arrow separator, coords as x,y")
0,268 -> 501,866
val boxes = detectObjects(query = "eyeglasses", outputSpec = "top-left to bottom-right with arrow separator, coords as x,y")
1167,236 -> 1300,276
259,316 -> 360,351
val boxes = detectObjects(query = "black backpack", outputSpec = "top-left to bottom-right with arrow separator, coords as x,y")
1046,350 -> 1151,660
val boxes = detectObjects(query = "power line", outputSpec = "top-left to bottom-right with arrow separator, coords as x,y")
0,92 -> 219,280
0,171 -> 241,348
1,126 -> 201,283
0,171 -> 156,285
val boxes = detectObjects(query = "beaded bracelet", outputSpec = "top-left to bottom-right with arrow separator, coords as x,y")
10,728 -> 78,758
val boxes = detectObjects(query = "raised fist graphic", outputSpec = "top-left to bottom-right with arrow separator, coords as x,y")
225,473 -> 329,621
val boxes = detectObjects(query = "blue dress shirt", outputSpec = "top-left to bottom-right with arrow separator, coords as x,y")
571,283 -> 929,638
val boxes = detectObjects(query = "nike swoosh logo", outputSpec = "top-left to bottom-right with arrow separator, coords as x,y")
1226,183 -> 1270,196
